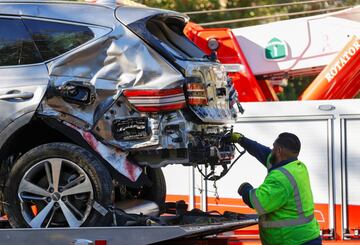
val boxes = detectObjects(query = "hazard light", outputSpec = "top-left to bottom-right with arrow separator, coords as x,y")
123,87 -> 186,112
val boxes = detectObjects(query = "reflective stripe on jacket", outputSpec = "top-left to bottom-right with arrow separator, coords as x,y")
250,156 -> 320,245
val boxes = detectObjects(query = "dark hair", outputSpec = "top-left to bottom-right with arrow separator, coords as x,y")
276,132 -> 301,153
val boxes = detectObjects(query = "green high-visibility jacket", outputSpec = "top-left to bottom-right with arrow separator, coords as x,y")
249,157 -> 320,245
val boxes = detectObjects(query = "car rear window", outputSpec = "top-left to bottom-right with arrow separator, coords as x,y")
23,19 -> 94,61
0,18 -> 43,66
146,17 -> 206,60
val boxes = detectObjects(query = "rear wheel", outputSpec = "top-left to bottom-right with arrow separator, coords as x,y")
4,143 -> 112,228
122,167 -> 166,212
142,168 -> 166,210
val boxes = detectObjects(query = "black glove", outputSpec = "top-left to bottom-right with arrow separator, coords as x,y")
238,182 -> 253,197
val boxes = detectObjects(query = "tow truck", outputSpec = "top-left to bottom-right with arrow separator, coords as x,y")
185,5 -> 360,101
164,4 -> 360,244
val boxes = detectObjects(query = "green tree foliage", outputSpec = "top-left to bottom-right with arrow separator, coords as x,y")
223,0 -> 324,28
136,0 -> 221,12
278,76 -> 316,101
135,0 -> 221,23
134,0 -> 358,28
223,0 -> 358,28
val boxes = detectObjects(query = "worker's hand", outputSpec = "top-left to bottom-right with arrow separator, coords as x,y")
223,132 -> 244,143
238,182 -> 253,196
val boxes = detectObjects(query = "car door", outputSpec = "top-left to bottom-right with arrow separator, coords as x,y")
0,17 -> 49,133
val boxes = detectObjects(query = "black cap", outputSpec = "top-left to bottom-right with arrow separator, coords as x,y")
276,132 -> 301,153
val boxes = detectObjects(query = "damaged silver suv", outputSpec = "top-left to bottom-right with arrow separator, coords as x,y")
0,1 -> 238,228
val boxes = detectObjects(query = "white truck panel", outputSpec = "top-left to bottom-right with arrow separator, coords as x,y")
344,119 -> 360,205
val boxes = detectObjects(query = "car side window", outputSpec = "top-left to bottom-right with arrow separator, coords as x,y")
0,18 -> 43,66
23,19 -> 94,61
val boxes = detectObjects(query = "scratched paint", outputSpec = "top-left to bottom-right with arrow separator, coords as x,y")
64,122 -> 142,181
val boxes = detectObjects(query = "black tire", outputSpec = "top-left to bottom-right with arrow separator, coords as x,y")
4,143 -> 113,228
142,168 -> 166,212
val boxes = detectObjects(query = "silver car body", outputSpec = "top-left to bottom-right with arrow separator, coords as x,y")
0,1 -> 237,183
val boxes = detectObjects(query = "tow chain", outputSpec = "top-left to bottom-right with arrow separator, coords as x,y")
213,180 -> 220,204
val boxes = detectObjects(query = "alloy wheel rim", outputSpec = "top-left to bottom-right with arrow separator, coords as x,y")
18,158 -> 94,228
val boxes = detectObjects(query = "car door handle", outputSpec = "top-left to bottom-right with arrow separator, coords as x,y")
0,92 -> 34,100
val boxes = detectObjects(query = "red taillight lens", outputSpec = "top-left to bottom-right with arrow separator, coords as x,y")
186,83 -> 208,105
123,87 -> 186,112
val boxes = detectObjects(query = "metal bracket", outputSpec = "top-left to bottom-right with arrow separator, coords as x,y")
93,201 -> 108,217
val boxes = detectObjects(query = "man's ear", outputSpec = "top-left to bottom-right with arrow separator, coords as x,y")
276,145 -> 282,155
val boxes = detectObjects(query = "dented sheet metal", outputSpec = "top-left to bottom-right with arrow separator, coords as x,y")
40,23 -> 183,128
34,4 -> 237,183
37,20 -> 183,181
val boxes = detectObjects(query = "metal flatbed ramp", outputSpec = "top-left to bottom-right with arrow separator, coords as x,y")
0,218 -> 257,245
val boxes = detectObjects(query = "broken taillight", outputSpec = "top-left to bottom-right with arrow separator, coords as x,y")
123,87 -> 186,112
186,83 -> 208,106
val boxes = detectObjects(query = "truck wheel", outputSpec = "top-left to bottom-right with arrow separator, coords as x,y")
4,143 -> 112,228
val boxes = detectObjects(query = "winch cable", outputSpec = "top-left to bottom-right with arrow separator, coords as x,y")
196,143 -> 246,181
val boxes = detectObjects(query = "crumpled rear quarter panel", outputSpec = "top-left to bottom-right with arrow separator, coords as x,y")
37,17 -> 184,181
39,20 -> 183,139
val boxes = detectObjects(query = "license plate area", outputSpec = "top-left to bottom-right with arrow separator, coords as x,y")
112,117 -> 150,141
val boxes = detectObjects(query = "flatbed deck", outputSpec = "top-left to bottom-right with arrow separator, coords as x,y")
0,218 -> 257,245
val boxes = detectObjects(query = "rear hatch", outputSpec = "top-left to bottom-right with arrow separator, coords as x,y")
116,7 -> 237,124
